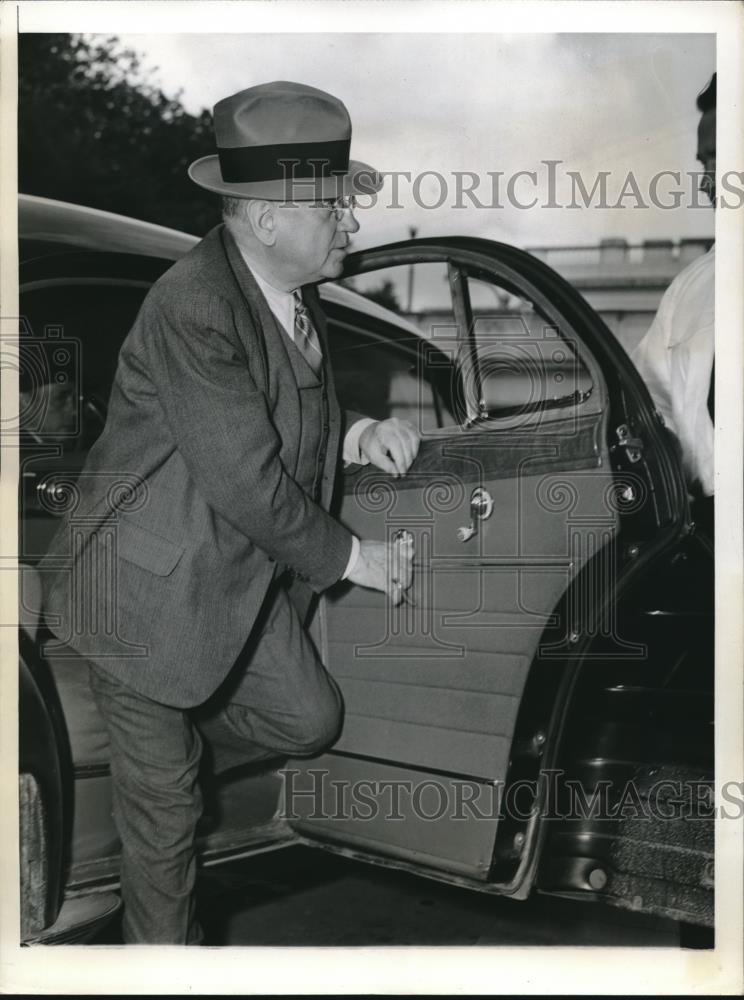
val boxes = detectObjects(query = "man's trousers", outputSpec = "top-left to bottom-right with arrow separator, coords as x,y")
88,576 -> 343,944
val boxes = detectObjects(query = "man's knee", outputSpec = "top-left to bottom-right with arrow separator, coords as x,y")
212,670 -> 344,759
286,681 -> 343,756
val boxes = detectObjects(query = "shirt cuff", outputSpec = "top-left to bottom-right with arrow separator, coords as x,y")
343,418 -> 378,466
342,534 -> 361,580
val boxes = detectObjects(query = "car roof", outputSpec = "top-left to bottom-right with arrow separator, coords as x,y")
19,194 -> 199,260
19,194 -> 424,339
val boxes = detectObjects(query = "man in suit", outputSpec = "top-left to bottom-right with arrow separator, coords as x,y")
41,81 -> 419,943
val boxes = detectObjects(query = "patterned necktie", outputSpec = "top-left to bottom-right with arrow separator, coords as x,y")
293,290 -> 323,375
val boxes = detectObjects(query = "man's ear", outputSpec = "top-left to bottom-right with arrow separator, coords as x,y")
247,200 -> 277,247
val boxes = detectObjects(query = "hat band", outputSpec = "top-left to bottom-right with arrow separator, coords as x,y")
218,139 -> 351,184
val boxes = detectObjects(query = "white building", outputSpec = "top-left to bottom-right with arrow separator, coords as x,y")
528,237 -> 713,356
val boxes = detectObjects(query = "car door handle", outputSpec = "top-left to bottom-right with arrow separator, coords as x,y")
391,529 -> 417,605
457,487 -> 494,542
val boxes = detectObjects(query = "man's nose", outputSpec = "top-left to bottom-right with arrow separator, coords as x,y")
338,208 -> 360,234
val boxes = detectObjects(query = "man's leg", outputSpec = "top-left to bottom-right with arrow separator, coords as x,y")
88,664 -> 204,944
195,580 -> 343,775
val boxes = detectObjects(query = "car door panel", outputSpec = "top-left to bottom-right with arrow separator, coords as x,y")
291,414 -> 618,877
287,753 -> 501,877
286,241 -> 638,880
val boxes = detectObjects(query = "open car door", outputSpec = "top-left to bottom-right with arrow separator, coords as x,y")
287,238 -> 686,892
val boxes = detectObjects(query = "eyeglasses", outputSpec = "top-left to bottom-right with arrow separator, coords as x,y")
310,194 -> 357,219
272,194 -> 357,220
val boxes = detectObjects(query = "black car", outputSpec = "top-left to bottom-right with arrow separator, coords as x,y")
18,194 -> 713,944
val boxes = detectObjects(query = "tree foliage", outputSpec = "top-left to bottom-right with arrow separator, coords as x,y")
19,34 -> 222,234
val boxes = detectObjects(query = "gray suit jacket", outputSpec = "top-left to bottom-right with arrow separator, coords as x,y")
41,224 -> 355,707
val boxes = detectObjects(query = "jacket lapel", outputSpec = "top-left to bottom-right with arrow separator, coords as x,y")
214,224 -> 342,508
219,224 -> 284,391
220,225 -> 327,387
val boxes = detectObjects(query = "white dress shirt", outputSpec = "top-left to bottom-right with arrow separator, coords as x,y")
247,261 -> 375,577
632,246 -> 714,497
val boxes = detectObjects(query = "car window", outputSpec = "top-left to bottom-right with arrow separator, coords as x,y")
325,323 -> 458,433
466,273 -> 593,418
343,261 -> 453,322
333,257 -> 595,429
19,282 -> 149,452
340,261 -> 461,360
325,263 -> 461,432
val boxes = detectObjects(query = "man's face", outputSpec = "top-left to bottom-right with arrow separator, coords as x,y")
697,108 -> 716,204
272,198 -> 360,286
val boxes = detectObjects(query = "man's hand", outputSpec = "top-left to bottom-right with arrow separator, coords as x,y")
358,418 -> 420,477
347,535 -> 414,605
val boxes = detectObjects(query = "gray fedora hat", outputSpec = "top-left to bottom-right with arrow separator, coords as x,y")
189,81 -> 383,200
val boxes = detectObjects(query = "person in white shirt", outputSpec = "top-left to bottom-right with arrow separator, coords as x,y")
632,73 -> 716,505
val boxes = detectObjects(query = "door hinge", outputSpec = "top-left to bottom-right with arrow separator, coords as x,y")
614,423 -> 644,463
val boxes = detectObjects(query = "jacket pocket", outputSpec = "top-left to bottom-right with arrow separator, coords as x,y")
115,519 -> 185,577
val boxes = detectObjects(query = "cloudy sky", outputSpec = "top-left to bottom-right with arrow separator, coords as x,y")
114,31 -> 715,250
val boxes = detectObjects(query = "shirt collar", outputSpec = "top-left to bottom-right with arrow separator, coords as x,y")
236,247 -> 295,337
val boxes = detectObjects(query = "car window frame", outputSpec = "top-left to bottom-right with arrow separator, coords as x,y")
336,241 -> 609,434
